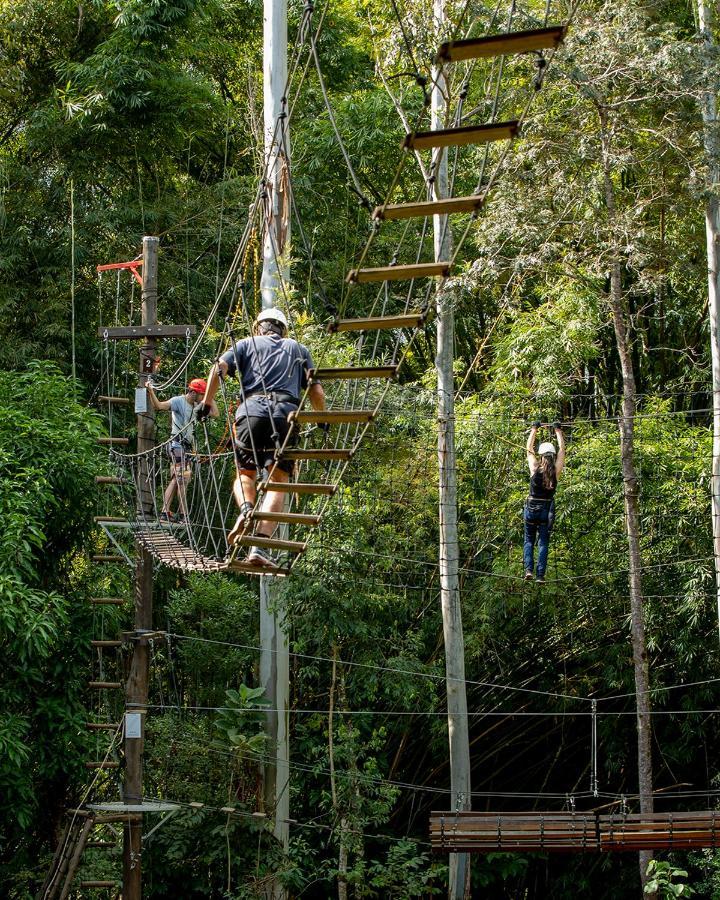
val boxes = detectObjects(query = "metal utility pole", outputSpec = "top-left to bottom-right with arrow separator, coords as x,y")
260,0 -> 290,883
432,1 -> 471,896
697,0 -> 720,643
123,235 -> 159,899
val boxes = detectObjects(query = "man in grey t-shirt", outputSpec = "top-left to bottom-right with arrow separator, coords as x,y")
147,378 -> 218,521
199,308 -> 325,567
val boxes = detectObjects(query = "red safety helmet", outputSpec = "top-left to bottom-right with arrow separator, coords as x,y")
188,378 -> 207,395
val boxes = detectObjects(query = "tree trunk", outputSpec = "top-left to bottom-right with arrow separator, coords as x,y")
696,0 -> 720,643
599,109 -> 654,895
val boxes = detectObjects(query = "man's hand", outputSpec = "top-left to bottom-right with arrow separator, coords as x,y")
552,421 -> 562,431
531,420 -> 541,429
196,403 -> 213,422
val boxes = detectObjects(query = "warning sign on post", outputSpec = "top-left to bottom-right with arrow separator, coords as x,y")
125,712 -> 142,739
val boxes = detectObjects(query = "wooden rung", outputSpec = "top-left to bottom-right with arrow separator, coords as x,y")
374,195 -> 484,221
86,723 -> 120,731
86,841 -> 117,848
85,761 -> 121,770
329,312 -> 425,332
88,681 -> 122,689
97,437 -> 129,445
227,560 -> 292,576
250,511 -> 322,527
92,555 -> 124,563
404,121 -> 519,151
280,449 -> 353,461
259,482 -> 336,496
80,881 -> 118,888
436,25 -> 567,62
95,476 -> 124,485
99,395 -> 131,405
290,410 -> 374,425
311,366 -> 398,381
346,262 -> 450,283
91,640 -> 122,648
94,516 -> 127,524
90,597 -> 126,605
236,535 -> 307,553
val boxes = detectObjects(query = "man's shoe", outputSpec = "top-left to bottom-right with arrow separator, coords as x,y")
535,575 -> 546,584
524,570 -> 534,582
246,545 -> 279,569
229,502 -> 254,545
158,511 -> 175,524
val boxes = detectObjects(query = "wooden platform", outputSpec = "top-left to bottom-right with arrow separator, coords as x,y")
431,810 -> 720,853
430,812 -> 598,852
599,812 -> 720,851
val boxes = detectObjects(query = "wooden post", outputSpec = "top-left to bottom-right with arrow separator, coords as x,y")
260,0 -> 290,889
432,2 -> 471,897
696,0 -> 720,643
123,235 -> 159,900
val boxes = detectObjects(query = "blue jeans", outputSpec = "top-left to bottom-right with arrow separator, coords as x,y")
523,501 -> 554,577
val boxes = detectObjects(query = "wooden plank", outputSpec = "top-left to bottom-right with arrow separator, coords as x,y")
404,121 -> 519,151
84,761 -> 121,770
95,476 -> 124,485
97,437 -> 129,445
226,559 -> 292,576
329,313 -> 425,332
90,597 -> 126,605
259,481 -> 336,496
374,195 -> 484,221
280,449 -> 353,461
310,366 -> 398,381
97,325 -> 196,340
250,511 -> 322,527
88,681 -> 122,689
236,535 -> 307,553
94,516 -> 127,524
90,640 -> 122,648
346,262 -> 450,283
98,395 -> 131,405
290,410 -> 374,425
436,25 -> 567,62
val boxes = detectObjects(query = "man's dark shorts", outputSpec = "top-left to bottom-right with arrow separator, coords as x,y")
233,401 -> 298,474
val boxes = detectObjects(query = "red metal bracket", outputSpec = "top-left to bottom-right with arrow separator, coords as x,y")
97,259 -> 143,286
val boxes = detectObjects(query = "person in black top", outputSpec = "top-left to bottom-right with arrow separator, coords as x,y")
524,422 -> 565,583
199,307 -> 325,567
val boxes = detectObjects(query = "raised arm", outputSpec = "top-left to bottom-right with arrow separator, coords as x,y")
526,423 -> 539,474
554,424 -> 566,478
308,380 -> 325,411
146,382 -> 172,412
201,359 -> 228,410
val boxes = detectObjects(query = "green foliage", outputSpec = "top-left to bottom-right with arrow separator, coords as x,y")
645,859 -> 696,897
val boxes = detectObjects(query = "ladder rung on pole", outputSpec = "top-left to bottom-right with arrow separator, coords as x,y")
436,25 -> 567,63
374,195 -> 484,221
346,262 -> 450,283
92,555 -> 124,563
91,640 -> 122,648
250,511 -> 323,526
310,366 -> 398,381
290,410 -> 374,425
94,516 -> 127,524
329,312 -> 425,332
280,449 -> 353,461
97,437 -> 129,445
98,395 -> 131,405
95,476 -> 125,485
403,121 -> 519,151
89,681 -> 122,689
85,761 -> 121,770
259,482 -> 336,496
236,535 -> 307,553
90,597 -> 126,605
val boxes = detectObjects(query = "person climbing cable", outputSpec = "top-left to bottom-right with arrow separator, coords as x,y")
524,421 -> 565,584
198,307 -> 326,568
146,378 -> 218,523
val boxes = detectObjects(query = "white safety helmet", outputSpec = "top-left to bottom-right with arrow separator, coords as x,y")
538,441 -> 556,456
255,307 -> 289,332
